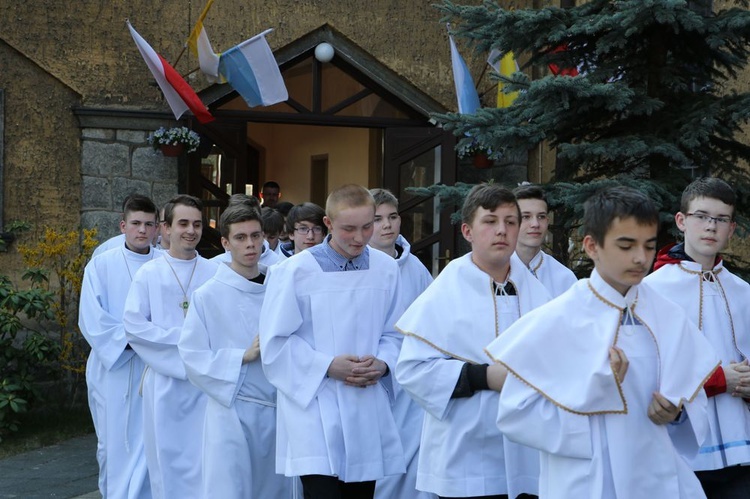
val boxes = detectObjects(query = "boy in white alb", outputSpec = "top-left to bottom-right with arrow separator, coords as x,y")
276,202 -> 327,260
209,194 -> 280,267
260,184 -> 405,499
179,204 -> 294,498
368,188 -> 436,499
396,184 -> 551,499
487,186 -> 720,499
79,194 -> 158,499
512,183 -> 576,297
644,177 -> 750,497
123,195 -> 217,499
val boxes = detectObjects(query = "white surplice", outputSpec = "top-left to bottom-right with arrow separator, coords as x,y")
645,260 -> 750,470
178,262 -> 294,499
92,233 -> 127,258
373,235 -> 436,499
395,253 -> 551,498
487,270 -> 720,499
79,246 -> 157,499
259,249 -> 406,482
123,252 -> 216,499
517,249 -> 577,298
210,239 -> 280,268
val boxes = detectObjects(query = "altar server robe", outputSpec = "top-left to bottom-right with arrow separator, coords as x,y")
519,249 -> 577,298
374,235 -> 436,499
79,246 -> 157,499
123,253 -> 216,499
395,253 -> 551,498
260,248 -> 406,482
179,262 -> 294,498
645,259 -> 750,470
487,270 -> 720,499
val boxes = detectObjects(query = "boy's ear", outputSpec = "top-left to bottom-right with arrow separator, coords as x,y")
460,222 -> 473,244
221,237 -> 230,252
675,212 -> 688,233
323,215 -> 334,232
119,219 -> 127,234
582,234 -> 599,261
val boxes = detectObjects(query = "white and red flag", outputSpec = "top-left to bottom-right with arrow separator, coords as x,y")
127,21 -> 214,124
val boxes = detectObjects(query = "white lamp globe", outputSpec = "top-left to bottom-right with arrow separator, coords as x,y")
314,43 -> 335,63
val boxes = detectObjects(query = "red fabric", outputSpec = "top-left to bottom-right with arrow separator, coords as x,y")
548,45 -> 579,77
704,366 -> 727,397
653,243 -> 681,271
159,54 -> 215,124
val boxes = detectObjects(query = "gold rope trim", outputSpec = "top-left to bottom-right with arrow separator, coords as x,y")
486,355 -> 628,416
396,327 -> 479,365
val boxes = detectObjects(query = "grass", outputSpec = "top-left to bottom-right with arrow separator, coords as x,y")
0,404 -> 94,459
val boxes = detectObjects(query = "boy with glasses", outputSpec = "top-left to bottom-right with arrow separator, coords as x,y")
278,202 -> 328,259
645,177 -> 750,497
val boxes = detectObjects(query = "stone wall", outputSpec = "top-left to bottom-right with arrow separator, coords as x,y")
77,113 -> 181,243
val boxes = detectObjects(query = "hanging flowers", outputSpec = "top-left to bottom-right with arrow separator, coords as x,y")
148,126 -> 201,156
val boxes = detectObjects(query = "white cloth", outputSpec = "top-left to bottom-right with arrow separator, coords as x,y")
395,253 -> 551,497
260,249 -> 406,482
92,233 -> 126,258
488,269 -> 720,499
123,252 -> 217,499
79,246 -> 157,499
209,239 -> 280,268
179,262 -> 294,498
645,260 -> 750,470
518,249 -> 577,298
373,235 -> 436,499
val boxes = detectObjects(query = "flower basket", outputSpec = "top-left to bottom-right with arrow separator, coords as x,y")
148,126 -> 200,156
160,143 -> 185,157
472,152 -> 494,169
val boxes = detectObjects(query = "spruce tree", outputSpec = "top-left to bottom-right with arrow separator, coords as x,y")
434,0 -> 750,271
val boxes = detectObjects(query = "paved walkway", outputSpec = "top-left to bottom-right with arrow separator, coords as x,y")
0,433 -> 100,498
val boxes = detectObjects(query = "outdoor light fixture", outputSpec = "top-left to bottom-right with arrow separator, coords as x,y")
314,42 -> 335,63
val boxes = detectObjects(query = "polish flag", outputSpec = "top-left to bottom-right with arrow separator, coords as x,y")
128,22 -> 214,124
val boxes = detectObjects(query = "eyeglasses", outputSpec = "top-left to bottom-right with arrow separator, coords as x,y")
294,225 -> 324,235
686,213 -> 732,226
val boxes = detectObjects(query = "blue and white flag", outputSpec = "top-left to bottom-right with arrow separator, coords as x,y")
219,29 -> 288,107
449,30 -> 480,114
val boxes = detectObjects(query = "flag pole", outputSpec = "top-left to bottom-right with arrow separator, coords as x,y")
173,0 -> 215,68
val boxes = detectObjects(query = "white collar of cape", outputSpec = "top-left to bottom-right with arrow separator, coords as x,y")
395,252 -> 552,365
485,269 -> 720,415
212,261 -> 267,294
644,258 -> 750,360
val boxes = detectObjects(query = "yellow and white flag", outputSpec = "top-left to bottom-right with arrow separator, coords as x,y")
488,48 -> 519,108
186,0 -> 221,81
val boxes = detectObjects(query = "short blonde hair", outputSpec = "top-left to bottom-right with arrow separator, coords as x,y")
325,184 -> 375,219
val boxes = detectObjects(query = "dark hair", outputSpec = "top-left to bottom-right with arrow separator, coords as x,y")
164,195 -> 203,226
275,201 -> 294,217
369,188 -> 399,209
122,194 -> 157,219
219,204 -> 263,239
513,184 -> 547,205
261,207 -> 285,236
461,184 -> 519,225
583,186 -> 659,245
680,177 -> 736,216
262,181 -> 280,192
227,193 -> 261,214
285,202 -> 327,236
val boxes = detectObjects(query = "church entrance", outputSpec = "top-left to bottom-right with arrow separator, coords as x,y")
187,25 -> 456,273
